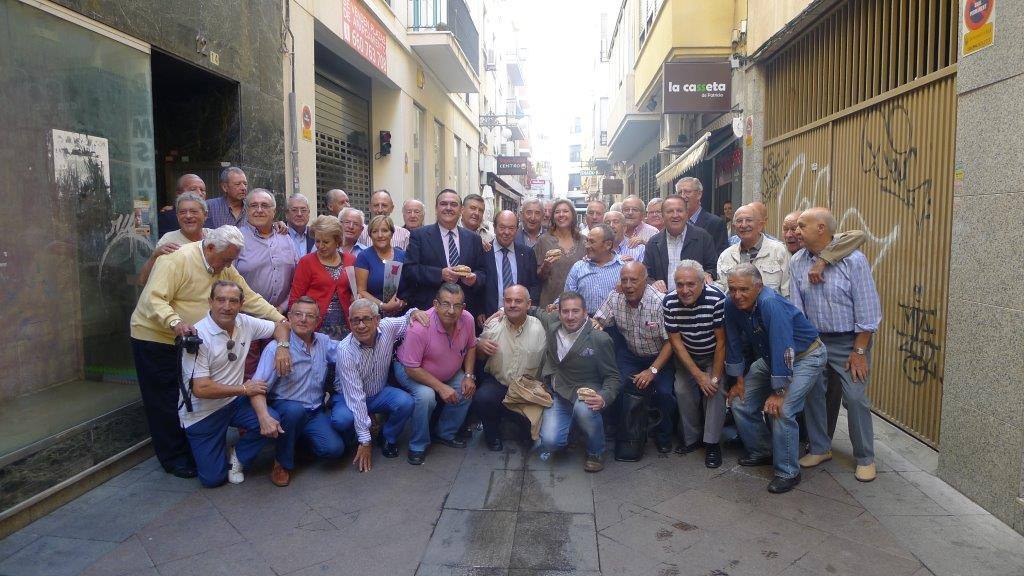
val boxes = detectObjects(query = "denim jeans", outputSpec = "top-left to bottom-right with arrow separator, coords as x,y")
184,396 -> 276,488
617,346 -> 675,444
814,333 -> 875,465
364,386 -> 415,444
539,392 -> 606,457
732,345 -> 828,479
393,361 -> 471,452
269,399 -> 345,470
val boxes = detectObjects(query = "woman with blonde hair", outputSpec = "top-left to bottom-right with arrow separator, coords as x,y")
288,215 -> 356,340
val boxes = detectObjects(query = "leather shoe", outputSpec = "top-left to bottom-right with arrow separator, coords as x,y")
704,443 -> 722,468
673,441 -> 701,455
738,454 -> 773,467
170,465 -> 197,479
487,438 -> 504,452
433,436 -> 467,449
655,439 -> 672,454
584,454 -> 604,473
767,474 -> 801,494
381,441 -> 399,458
270,461 -> 291,487
407,450 -> 426,465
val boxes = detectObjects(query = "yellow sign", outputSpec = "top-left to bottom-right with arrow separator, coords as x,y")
301,105 -> 312,142
964,22 -> 993,55
962,0 -> 995,56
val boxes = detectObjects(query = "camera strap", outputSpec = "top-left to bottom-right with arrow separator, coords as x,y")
177,346 -> 196,413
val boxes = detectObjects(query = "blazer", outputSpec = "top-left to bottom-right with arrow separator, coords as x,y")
399,223 -> 488,315
477,240 -> 540,318
643,225 -> 719,285
288,251 -> 356,330
692,209 -> 730,256
536,312 -> 621,406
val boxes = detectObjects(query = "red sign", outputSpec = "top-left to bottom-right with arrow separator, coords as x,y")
964,0 -> 993,30
342,0 -> 388,74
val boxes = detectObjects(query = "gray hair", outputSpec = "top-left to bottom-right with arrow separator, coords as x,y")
403,198 -> 424,210
286,193 -> 309,207
219,166 -> 246,184
592,223 -> 615,245
245,188 -> 276,209
204,225 -> 246,252
339,207 -> 365,226
674,259 -> 705,278
520,197 -> 542,212
675,176 -> 703,192
327,188 -> 348,203
604,210 -> 624,220
647,197 -> 663,210
349,298 -> 380,318
726,262 -> 763,286
175,191 -> 208,214
609,202 -> 623,212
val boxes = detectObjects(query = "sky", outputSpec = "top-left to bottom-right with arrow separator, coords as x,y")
519,0 -> 609,196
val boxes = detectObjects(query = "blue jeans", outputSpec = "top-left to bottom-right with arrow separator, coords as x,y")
814,333 -> 875,465
539,392 -> 606,457
732,345 -> 828,479
270,399 -> 345,470
366,386 -> 416,444
617,346 -> 675,444
184,397 -> 275,488
393,361 -> 471,452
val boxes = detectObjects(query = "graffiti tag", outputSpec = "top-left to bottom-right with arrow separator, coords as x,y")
860,105 -> 933,228
761,149 -> 788,204
894,284 -> 941,386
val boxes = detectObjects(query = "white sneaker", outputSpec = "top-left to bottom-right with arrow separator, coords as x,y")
228,446 -> 245,484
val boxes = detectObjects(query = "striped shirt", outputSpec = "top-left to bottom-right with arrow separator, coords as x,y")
564,256 -> 624,313
205,196 -> 245,228
595,284 -> 668,357
662,284 -> 725,357
616,238 -> 646,263
253,331 -> 335,411
788,249 -> 881,333
336,309 -> 416,443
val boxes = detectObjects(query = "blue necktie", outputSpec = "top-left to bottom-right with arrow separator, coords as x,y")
501,247 -> 514,290
447,230 -> 460,267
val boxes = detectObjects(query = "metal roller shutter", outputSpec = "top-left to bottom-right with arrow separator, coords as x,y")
314,74 -> 371,215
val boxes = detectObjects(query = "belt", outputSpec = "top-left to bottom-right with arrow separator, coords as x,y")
795,338 -> 823,361
819,331 -> 855,337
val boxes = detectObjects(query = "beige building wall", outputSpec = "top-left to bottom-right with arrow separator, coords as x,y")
745,0 -> 813,54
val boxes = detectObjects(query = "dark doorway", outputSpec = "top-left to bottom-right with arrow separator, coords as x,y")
150,50 -> 239,209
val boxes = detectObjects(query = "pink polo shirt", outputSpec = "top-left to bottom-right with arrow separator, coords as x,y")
397,308 -> 477,382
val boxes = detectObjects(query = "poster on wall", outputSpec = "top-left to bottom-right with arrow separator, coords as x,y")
50,129 -> 111,203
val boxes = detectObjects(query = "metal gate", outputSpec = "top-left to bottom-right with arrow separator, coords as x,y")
760,0 -> 958,447
314,74 -> 371,214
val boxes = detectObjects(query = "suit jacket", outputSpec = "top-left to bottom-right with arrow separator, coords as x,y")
643,225 -> 719,285
692,209 -> 730,256
536,313 -> 621,405
399,223 -> 488,315
477,240 -> 540,318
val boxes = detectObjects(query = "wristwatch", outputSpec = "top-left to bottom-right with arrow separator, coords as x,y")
170,319 -> 181,328
464,373 -> 476,380
773,388 -> 786,397
710,376 -> 720,385
854,347 -> 867,355
649,366 -> 659,375
359,441 -> 372,448
278,340 -> 290,349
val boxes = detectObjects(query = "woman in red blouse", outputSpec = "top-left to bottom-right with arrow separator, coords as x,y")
289,215 -> 355,340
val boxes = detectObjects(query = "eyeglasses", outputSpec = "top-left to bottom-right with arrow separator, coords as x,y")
226,339 -> 237,362
248,203 -> 273,211
290,311 -> 318,320
288,208 -> 310,214
436,302 -> 465,311
350,315 -> 378,326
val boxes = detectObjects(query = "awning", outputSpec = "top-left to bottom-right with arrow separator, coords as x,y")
655,132 -> 710,188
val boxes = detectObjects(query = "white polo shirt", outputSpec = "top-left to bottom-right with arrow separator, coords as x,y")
179,313 -> 276,428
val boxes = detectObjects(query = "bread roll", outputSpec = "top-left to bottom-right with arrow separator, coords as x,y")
577,387 -> 598,399
451,265 -> 472,276
545,248 -> 564,259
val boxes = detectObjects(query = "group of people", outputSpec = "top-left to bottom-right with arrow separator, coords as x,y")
129,167 -> 880,495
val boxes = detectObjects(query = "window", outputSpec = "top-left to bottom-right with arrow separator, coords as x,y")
413,105 -> 425,201
434,121 -> 445,193
569,145 -> 581,163
454,135 -> 462,194
568,173 -> 582,189
573,117 -> 582,134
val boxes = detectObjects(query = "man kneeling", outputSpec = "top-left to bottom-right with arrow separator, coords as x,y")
180,281 -> 292,487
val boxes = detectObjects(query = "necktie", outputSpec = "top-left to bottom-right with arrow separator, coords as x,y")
447,230 -> 460,267
501,247 -> 514,290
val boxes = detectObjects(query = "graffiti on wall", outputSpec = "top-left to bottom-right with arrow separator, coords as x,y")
894,284 -> 942,386
859,105 -> 933,228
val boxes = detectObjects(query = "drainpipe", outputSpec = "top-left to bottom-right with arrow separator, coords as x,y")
284,0 -> 300,193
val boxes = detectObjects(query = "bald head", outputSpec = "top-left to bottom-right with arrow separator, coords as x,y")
619,261 -> 649,304
175,174 -> 207,198
796,207 -> 837,253
733,205 -> 765,248
782,210 -> 803,253
748,201 -> 768,220
622,260 -> 647,279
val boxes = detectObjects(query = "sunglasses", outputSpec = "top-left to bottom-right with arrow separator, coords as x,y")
227,339 -> 237,362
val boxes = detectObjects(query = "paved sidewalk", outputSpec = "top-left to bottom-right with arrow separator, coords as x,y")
1,412 -> 1023,576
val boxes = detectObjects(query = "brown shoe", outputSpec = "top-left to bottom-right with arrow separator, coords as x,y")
271,461 -> 291,487
584,454 -> 604,473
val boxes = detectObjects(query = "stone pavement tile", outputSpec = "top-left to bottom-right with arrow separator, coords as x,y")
0,531 -> 40,562
598,507 -> 705,564
519,466 -> 594,514
81,535 -> 154,576
140,491 -> 212,530
775,566 -> 820,576
792,467 -> 861,507
588,453 -> 650,485
329,481 -> 449,535
596,534 -> 666,576
459,440 -> 529,471
873,441 -> 923,473
294,461 -> 425,514
416,567 -> 508,576
708,511 -> 831,574
751,482 -> 865,533
445,467 -> 524,511
136,506 -> 244,565
246,525 -> 345,575
824,511 -> 917,561
508,570 -> 601,576
289,520 -> 433,576
0,535 -> 117,576
655,530 -> 808,576
207,481 -> 319,538
509,511 -> 598,572
104,465 -> 155,488
898,471 -> 989,516
688,470 -> 766,506
640,452 -> 729,486
653,488 -> 756,533
417,443 -> 470,481
877,515 -> 1024,576
24,483 -> 189,543
134,469 -> 203,493
910,566 -> 936,576
419,509 -> 518,569
793,534 -> 923,576
155,541 -> 276,576
833,471 -> 948,517
593,467 -> 696,509
594,495 -> 648,531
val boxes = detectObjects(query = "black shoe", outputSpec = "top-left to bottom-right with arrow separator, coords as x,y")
407,450 -> 426,465
381,441 -> 399,458
655,439 -> 672,454
738,454 -> 773,467
704,443 -> 722,468
673,441 -> 701,455
767,474 -> 801,494
433,436 -> 467,449
487,438 -> 504,452
170,465 -> 197,479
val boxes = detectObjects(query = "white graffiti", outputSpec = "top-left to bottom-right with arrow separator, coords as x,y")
99,213 -> 154,286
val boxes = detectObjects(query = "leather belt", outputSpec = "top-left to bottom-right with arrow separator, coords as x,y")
795,338 -> 823,362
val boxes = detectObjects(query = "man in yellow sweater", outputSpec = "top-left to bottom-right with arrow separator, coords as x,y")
130,225 -> 289,479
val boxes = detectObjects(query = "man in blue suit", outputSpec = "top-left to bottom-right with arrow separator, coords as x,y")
475,210 -> 540,327
676,177 -> 729,256
400,189 -> 488,318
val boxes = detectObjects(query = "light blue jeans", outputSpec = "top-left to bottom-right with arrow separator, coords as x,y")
539,392 -> 606,457
393,361 -> 471,452
732,345 -> 828,479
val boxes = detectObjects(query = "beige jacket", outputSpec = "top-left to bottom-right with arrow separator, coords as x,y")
502,374 -> 553,440
716,235 -> 792,297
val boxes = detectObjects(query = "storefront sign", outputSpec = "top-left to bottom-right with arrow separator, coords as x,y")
342,0 -> 388,74
301,105 -> 312,141
530,178 -> 546,188
497,156 -> 528,175
663,62 -> 731,113
962,0 -> 994,56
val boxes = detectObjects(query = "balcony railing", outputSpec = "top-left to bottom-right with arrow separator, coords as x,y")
409,0 -> 480,73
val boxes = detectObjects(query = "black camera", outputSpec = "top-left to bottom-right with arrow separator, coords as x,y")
176,334 -> 203,355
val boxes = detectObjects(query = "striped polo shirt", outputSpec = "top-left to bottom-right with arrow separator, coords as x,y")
662,284 -> 725,357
